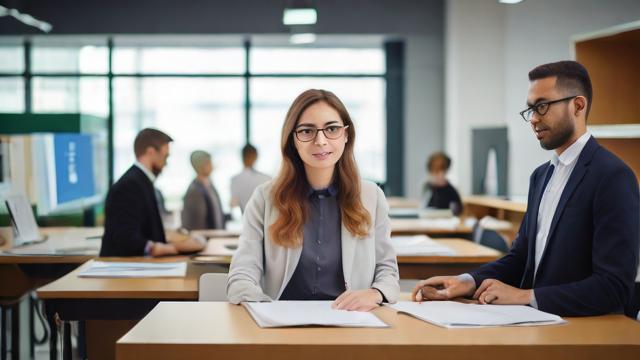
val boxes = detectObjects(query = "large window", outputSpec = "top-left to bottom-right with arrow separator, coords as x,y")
0,36 -> 387,214
114,77 -> 245,209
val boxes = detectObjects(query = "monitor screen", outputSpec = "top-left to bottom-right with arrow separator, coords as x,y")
32,133 -> 99,214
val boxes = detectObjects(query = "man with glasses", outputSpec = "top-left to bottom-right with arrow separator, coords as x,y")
412,60 -> 639,317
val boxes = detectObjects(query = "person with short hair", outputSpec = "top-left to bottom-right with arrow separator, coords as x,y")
230,144 -> 271,213
182,150 -> 226,230
422,152 -> 463,215
101,128 -> 205,257
412,61 -> 639,317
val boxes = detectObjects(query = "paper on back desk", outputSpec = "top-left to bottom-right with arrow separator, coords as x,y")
243,301 -> 389,328
388,301 -> 565,328
78,261 -> 187,278
390,235 -> 455,256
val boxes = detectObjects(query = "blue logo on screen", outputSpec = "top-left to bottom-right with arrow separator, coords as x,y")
54,134 -> 96,204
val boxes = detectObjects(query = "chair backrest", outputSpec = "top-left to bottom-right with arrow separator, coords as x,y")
199,273 -> 228,301
479,228 -> 510,253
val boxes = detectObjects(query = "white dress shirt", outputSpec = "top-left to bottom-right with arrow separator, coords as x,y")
534,131 -> 591,277
230,167 -> 271,212
134,161 -> 156,183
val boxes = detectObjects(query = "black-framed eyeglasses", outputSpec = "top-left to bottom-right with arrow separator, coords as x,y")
519,95 -> 578,122
293,125 -> 349,142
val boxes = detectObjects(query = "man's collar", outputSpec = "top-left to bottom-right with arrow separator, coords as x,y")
134,161 -> 156,183
554,131 -> 591,166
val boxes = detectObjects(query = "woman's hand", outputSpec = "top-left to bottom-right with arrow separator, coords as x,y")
332,289 -> 383,312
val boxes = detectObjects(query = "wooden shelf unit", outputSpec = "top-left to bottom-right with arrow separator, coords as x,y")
575,22 -> 640,181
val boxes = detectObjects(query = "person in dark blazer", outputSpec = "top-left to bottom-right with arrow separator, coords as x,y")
412,61 -> 639,317
422,152 -> 463,215
100,128 -> 205,257
181,150 -> 226,230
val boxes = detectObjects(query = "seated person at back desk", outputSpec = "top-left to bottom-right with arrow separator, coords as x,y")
100,128 -> 205,257
422,152 -> 463,216
182,150 -> 226,230
412,61 -> 639,317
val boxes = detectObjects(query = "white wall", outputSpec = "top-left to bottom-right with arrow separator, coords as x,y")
446,0 -> 640,197
404,34 -> 445,199
445,0 -> 506,195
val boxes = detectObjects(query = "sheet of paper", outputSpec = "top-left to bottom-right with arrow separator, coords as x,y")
390,235 -> 455,256
421,217 -> 461,230
388,301 -> 566,328
5,193 -> 42,244
243,301 -> 389,328
78,261 -> 187,278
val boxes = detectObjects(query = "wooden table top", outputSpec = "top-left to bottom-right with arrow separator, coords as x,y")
36,239 -> 500,301
0,227 -> 103,264
197,238 -> 501,265
390,218 -> 472,234
463,195 -> 527,213
35,257 -> 216,300
116,302 -> 640,360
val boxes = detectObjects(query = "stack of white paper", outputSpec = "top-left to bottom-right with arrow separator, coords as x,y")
422,217 -> 461,230
391,235 -> 456,256
78,261 -> 187,278
389,301 -> 566,328
243,301 -> 389,328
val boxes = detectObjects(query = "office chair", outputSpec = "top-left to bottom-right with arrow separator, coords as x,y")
198,273 -> 228,301
472,222 -> 510,253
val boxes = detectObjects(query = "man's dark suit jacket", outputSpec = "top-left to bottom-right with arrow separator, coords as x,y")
100,165 -> 166,256
470,136 -> 639,316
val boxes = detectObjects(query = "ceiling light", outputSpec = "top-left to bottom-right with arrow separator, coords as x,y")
499,0 -> 523,3
289,33 -> 316,45
283,8 -> 317,25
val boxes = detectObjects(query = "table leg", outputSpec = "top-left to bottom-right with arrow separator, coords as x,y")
10,304 -> 18,360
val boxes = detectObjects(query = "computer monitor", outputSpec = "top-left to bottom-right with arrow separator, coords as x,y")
32,133 -> 100,214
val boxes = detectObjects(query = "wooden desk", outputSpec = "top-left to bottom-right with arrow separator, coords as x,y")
0,227 -> 102,297
0,227 -> 102,360
396,239 -> 501,278
386,196 -> 421,209
390,218 -> 472,237
36,258 -> 223,360
116,302 -> 640,360
0,227 -> 102,265
196,237 -> 501,279
463,195 -> 527,242
36,239 -> 501,359
37,258 -> 207,300
192,218 -> 474,238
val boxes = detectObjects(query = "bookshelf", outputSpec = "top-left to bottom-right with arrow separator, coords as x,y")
574,21 -> 640,181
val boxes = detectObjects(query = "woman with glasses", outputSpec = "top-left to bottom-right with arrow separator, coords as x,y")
227,89 -> 399,311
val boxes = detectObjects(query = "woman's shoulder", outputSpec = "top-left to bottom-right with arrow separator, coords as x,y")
359,179 -> 383,195
255,179 -> 274,194
250,179 -> 276,204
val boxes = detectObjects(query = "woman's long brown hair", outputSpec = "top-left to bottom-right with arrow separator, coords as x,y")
269,89 -> 371,247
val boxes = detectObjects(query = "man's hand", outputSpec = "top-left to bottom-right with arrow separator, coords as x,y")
166,231 -> 206,253
411,276 -> 476,302
149,242 -> 178,257
473,279 -> 533,305
173,236 -> 206,253
332,289 -> 383,312
166,230 -> 190,243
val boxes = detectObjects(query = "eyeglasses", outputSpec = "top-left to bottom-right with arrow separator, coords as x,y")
293,125 -> 349,142
519,95 -> 578,122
